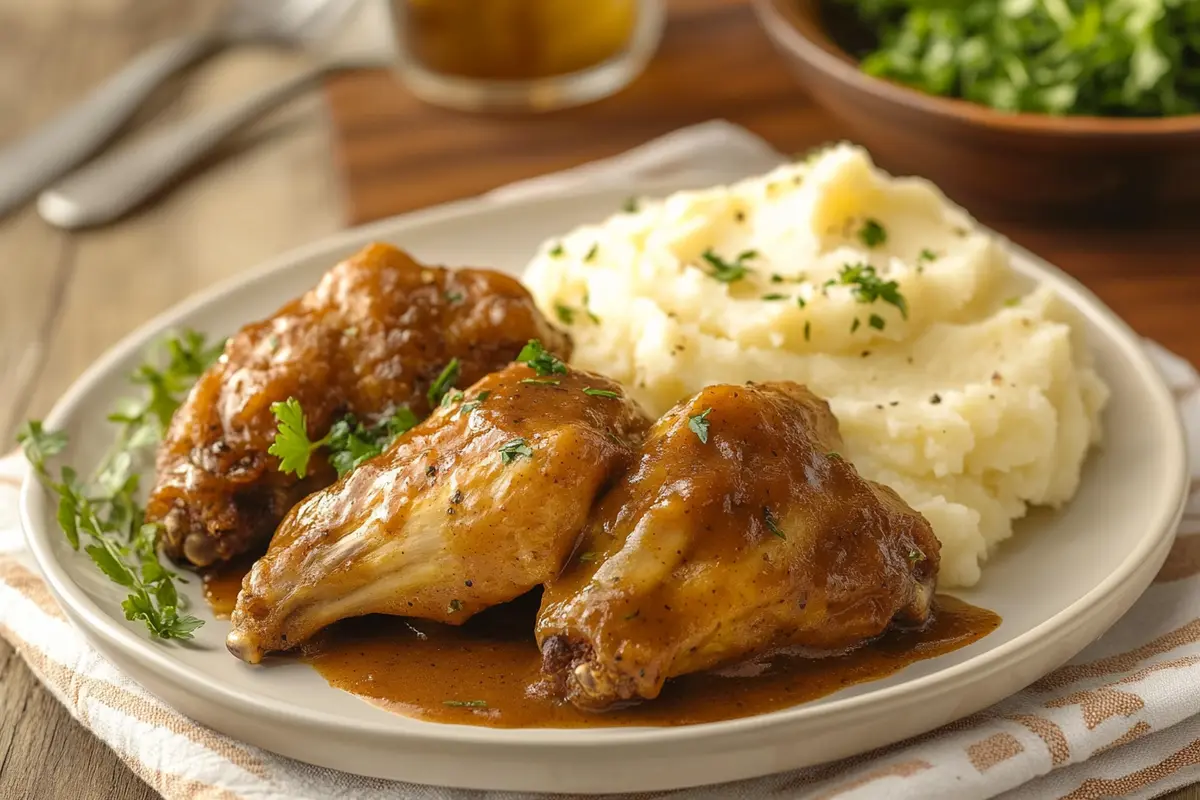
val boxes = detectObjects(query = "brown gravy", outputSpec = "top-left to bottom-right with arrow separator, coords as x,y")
202,557 -> 256,619
205,569 -> 999,728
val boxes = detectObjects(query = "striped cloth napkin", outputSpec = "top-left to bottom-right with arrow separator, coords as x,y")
4,121 -> 1200,800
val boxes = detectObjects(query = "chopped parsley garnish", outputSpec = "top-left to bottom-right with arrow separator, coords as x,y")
908,548 -> 926,563
838,263 -> 908,319
447,599 -> 463,613
857,218 -> 887,248
804,320 -> 812,341
444,290 -> 464,304
555,304 -> 576,325
764,508 -> 786,540
327,409 -> 418,476
19,330 -> 225,641
579,551 -> 598,562
498,437 -> 533,464
796,296 -> 807,309
838,0 -> 1200,117
761,293 -> 787,301
584,243 -> 599,262
549,242 -> 564,257
583,388 -> 620,399
443,699 -> 488,708
850,317 -> 861,333
771,274 -> 785,283
516,339 -> 567,376
427,359 -> 462,408
440,390 -> 465,409
701,248 -> 757,283
457,391 -> 490,417
520,378 -> 561,386
1004,296 -> 1021,307
869,313 -> 886,330
918,248 -> 938,263
688,408 -> 712,443
622,196 -> 640,213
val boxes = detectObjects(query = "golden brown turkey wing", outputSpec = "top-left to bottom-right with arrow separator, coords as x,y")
226,362 -> 650,664
147,243 -> 570,567
536,381 -> 940,711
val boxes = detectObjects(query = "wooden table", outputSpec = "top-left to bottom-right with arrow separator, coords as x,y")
0,1 -> 1197,798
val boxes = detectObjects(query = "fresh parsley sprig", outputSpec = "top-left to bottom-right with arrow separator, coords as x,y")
17,330 -> 225,641
269,400 -> 420,479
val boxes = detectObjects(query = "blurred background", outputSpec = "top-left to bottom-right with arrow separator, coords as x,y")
0,1 -> 1198,796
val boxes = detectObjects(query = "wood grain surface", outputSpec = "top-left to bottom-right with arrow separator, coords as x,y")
0,0 -> 1198,798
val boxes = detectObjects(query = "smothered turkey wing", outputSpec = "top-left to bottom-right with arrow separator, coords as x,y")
226,361 -> 650,664
537,381 -> 939,710
147,243 -> 569,567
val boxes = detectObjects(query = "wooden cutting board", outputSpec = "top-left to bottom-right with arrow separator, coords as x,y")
323,0 -> 1200,367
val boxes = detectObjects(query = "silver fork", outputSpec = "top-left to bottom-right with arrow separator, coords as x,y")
0,0 -> 358,218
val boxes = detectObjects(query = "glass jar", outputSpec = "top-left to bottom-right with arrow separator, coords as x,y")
392,0 -> 666,112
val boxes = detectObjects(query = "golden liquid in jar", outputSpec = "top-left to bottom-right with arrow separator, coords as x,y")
399,0 -> 639,81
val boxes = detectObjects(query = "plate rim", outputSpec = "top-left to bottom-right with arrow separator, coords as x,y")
19,182 -> 1190,753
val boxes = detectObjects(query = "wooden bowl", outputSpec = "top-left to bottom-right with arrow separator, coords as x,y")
752,0 -> 1200,221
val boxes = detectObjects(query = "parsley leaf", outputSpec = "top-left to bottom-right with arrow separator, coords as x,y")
764,507 -> 786,540
838,263 -> 909,319
428,359 -> 462,408
583,388 -> 620,399
443,699 -> 488,708
516,339 -> 567,376
688,408 -> 712,443
268,398 -> 327,479
520,378 -> 560,386
498,438 -> 533,464
622,196 -> 640,213
555,304 -> 575,325
857,218 -> 887,248
701,248 -> 757,283
16,421 -> 67,477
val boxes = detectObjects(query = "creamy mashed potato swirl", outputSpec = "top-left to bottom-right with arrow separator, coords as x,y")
523,145 -> 1108,588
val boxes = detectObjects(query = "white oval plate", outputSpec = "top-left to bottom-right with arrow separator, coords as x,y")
21,184 -> 1189,794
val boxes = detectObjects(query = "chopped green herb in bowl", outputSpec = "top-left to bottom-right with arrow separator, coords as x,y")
834,0 -> 1200,117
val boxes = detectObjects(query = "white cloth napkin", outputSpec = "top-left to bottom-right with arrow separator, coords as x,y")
3,120 -> 1200,800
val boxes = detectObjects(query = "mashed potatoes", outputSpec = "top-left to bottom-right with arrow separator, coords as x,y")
523,144 -> 1109,587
